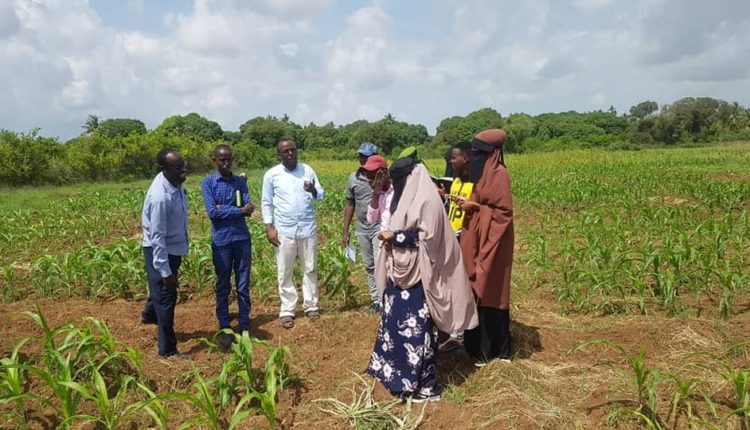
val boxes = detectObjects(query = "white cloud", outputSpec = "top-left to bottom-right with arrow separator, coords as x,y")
127,0 -> 144,13
0,1 -> 20,38
58,79 -> 93,108
575,0 -> 616,11
1,0 -> 749,139
279,43 -> 299,57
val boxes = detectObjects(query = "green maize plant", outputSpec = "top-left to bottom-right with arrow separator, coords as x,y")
0,338 -> 36,425
1,264 -> 16,300
716,264 -> 743,319
571,340 -> 665,427
211,333 -> 295,428
320,244 -> 358,308
226,330 -> 258,388
59,367 -> 140,430
24,350 -> 84,429
163,368 -> 224,430
245,342 -> 293,427
134,382 -> 170,430
667,374 -> 699,426
723,367 -> 750,429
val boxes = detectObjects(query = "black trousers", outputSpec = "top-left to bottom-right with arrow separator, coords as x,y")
464,307 -> 512,362
141,247 -> 182,357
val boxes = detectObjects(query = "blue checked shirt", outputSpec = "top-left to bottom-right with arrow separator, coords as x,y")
261,162 -> 324,239
142,172 -> 189,278
201,173 -> 252,247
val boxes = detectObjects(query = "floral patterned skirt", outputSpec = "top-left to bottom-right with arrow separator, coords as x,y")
365,280 -> 439,398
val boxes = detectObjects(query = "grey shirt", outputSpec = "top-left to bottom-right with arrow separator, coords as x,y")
346,170 -> 379,234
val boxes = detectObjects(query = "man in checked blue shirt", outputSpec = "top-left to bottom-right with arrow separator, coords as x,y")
262,139 -> 324,329
140,148 -> 190,360
201,144 -> 255,349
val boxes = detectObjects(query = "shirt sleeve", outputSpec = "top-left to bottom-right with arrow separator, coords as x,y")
201,177 -> 243,220
367,201 -> 381,225
311,167 -> 324,200
345,173 -> 355,201
382,191 -> 393,231
261,170 -> 274,225
393,230 -> 419,248
149,198 -> 173,278
241,179 -> 251,205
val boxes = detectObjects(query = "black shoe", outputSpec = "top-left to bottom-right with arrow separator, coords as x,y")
217,332 -> 235,350
411,393 -> 441,403
140,316 -> 157,325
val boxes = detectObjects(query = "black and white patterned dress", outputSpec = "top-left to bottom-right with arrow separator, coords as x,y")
366,279 -> 439,398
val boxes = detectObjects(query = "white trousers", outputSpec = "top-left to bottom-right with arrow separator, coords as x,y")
276,235 -> 319,317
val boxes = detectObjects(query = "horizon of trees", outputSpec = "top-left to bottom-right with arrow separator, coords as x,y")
2,96 -> 750,186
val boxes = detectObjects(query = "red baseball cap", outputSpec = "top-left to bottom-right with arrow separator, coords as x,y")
361,155 -> 388,172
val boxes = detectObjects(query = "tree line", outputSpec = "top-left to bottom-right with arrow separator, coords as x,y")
2,97 -> 749,186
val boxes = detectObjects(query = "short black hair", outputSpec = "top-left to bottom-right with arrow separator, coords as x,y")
156,147 -> 178,171
213,144 -> 232,157
452,141 -> 472,155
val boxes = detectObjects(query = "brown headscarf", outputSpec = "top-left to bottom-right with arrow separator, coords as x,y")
375,163 -> 479,333
460,128 -> 514,310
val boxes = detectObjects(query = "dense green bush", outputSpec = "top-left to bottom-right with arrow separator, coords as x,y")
2,96 -> 749,186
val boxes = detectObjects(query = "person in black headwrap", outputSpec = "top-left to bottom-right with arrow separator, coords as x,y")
388,157 -> 417,214
457,128 -> 514,367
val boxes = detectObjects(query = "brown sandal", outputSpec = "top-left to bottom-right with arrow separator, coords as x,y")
305,310 -> 320,321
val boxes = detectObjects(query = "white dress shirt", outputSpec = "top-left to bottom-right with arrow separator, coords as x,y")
261,162 -> 324,239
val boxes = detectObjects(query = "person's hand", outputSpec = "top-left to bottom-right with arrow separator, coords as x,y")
371,170 -> 386,195
303,178 -> 316,194
342,230 -> 350,247
266,226 -> 281,247
163,274 -> 178,289
378,230 -> 393,252
437,182 -> 447,199
378,230 -> 394,242
456,196 -> 480,213
240,202 -> 255,217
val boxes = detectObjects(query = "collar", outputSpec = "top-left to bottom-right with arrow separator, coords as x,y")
281,163 -> 301,173
215,172 -> 234,182
159,172 -> 182,195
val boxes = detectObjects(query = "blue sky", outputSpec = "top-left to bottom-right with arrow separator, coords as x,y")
1,0 -> 749,139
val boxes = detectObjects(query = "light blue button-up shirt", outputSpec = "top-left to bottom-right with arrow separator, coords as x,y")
142,172 -> 189,278
261,162 -> 324,239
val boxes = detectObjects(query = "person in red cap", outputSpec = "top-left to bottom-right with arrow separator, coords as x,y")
457,128 -> 514,366
343,143 -> 384,315
362,155 -> 393,234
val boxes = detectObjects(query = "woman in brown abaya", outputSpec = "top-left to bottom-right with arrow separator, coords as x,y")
457,128 -> 514,366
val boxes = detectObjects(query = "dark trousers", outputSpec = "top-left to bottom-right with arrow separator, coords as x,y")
464,307 -> 512,362
141,247 -> 182,357
212,239 -> 252,331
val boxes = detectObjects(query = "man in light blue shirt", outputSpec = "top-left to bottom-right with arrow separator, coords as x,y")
140,148 -> 190,360
262,139 -> 324,329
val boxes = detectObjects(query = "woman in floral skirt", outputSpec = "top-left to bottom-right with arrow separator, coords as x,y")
366,157 -> 478,403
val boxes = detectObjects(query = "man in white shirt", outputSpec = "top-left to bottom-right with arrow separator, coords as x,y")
261,139 -> 325,329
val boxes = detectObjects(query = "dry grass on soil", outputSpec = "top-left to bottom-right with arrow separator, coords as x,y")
1,291 -> 748,429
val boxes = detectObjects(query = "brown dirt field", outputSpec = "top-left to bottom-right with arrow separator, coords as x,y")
2,292 -> 749,429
